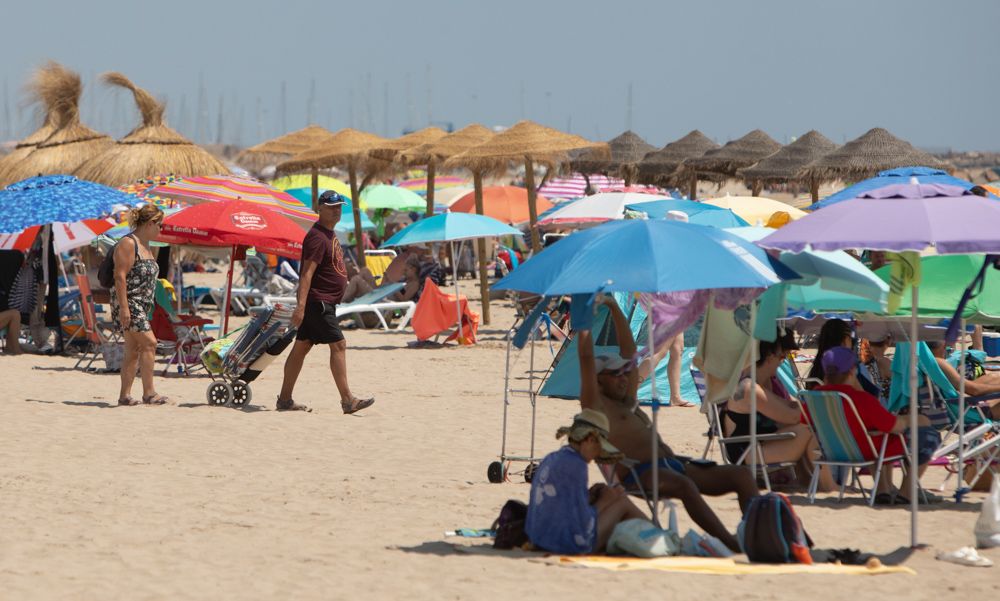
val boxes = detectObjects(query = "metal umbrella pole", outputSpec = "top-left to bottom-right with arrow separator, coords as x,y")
749,302 -> 758,481
648,302 -> 661,527
957,318 -> 967,499
450,240 -> 465,344
909,286 -> 920,547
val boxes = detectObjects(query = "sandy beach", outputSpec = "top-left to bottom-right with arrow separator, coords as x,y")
0,275 -> 997,601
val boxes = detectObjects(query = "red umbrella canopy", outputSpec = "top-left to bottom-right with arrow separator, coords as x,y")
450,186 -> 553,224
158,199 -> 305,258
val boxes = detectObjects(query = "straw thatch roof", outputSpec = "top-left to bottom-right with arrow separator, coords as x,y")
235,124 -> 336,173
570,130 -> 655,182
737,130 -> 836,184
0,63 -> 66,186
636,130 -> 720,186
275,128 -> 391,176
444,120 -> 607,176
1,64 -> 112,186
683,129 -> 782,177
398,124 -> 494,165
74,73 -> 227,186
797,127 -> 951,183
368,127 -> 448,162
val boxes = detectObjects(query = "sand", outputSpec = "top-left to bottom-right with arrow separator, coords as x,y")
1,276 -> 998,600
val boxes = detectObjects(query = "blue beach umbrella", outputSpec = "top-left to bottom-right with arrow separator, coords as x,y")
284,187 -> 375,232
0,175 -> 136,233
625,199 -> 749,228
809,166 -> 982,210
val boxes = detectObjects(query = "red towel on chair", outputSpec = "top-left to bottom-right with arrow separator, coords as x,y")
411,278 -> 480,344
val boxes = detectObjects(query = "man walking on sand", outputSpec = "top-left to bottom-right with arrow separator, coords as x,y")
276,191 -> 374,414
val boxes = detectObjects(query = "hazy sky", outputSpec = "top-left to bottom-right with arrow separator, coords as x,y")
2,0 -> 998,150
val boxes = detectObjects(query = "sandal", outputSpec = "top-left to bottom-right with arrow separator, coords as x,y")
342,397 -> 375,415
873,493 -> 898,506
117,396 -> 141,406
142,394 -> 169,405
670,399 -> 696,408
276,398 -> 312,412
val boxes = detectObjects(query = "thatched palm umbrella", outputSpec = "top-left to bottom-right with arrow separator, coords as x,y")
0,63 -> 65,187
2,64 -> 113,185
368,127 -> 448,215
235,124 -> 336,175
74,73 -> 227,187
797,127 -> 951,186
635,130 -> 720,199
570,130 -> 655,186
737,130 -> 837,202
445,121 -> 607,324
682,129 -> 782,197
398,124 -> 494,216
276,128 -> 391,268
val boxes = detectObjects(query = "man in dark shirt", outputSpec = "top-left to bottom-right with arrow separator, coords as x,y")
276,191 -> 375,414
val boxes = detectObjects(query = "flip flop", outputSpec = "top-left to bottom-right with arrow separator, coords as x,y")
936,547 -> 994,567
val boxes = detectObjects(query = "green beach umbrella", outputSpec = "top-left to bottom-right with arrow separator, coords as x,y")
359,184 -> 425,211
874,254 -> 1000,323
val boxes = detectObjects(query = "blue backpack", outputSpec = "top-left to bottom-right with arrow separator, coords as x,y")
738,493 -> 813,564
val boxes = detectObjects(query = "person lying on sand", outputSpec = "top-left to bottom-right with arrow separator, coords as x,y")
525,409 -> 646,554
577,295 -> 758,553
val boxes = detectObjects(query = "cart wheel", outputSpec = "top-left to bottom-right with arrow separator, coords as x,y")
487,461 -> 506,484
229,381 -> 252,409
206,382 -> 233,406
524,462 -> 537,483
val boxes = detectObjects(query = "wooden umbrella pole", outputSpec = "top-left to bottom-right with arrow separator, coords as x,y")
347,166 -> 366,269
809,178 -> 820,203
473,171 -> 491,325
751,179 -> 763,197
688,173 -> 698,200
425,160 -> 436,217
311,168 -> 319,212
524,157 -> 542,253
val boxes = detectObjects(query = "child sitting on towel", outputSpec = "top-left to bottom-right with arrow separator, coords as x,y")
525,409 -> 647,554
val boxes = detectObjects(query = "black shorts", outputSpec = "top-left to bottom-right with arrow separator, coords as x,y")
296,300 -> 345,344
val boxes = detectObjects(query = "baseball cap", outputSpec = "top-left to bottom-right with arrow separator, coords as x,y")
556,409 -> 623,463
594,353 -> 633,375
318,190 -> 348,207
821,346 -> 857,375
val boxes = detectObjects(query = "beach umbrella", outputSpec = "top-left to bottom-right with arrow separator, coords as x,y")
636,130 -> 721,199
537,192 -> 669,227
283,188 -> 375,233
399,124 -> 494,217
810,166 -> 981,210
0,63 -> 63,186
759,182 -> 1000,547
0,175 -> 135,233
1,63 -> 113,187
359,184 -> 426,211
737,131 -> 837,202
451,186 -> 554,225
571,130 -> 656,186
798,128 -> 951,188
397,175 -> 469,196
159,200 -> 306,335
270,173 -> 352,199
432,186 -> 476,207
118,175 -> 185,208
537,173 -> 626,200
626,199 -> 749,228
368,127 -> 448,163
382,213 -> 521,343
149,174 -> 317,225
235,125 -> 336,175
873,254 -> 1000,322
74,73 -> 227,186
0,218 -> 116,253
682,130 -> 782,197
703,195 -> 807,225
276,128 -> 391,268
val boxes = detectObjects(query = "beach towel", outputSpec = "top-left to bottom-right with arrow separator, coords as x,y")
410,278 -> 479,344
693,303 -> 753,405
551,555 -> 915,576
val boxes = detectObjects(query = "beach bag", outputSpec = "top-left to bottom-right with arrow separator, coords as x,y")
101,342 -> 125,371
98,235 -> 136,289
738,492 -> 813,564
607,519 -> 681,558
491,499 -> 528,550
974,477 -> 1000,549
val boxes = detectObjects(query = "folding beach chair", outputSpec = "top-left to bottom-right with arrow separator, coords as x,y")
598,460 -> 670,524
72,272 -> 122,372
364,249 -> 396,286
798,389 -> 910,506
692,367 -> 797,492
151,279 -> 214,376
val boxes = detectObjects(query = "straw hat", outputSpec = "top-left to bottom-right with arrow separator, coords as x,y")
555,409 -> 623,464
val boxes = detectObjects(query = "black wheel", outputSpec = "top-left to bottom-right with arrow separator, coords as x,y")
229,381 -> 253,409
206,382 -> 233,406
487,461 -> 505,483
524,462 -> 537,483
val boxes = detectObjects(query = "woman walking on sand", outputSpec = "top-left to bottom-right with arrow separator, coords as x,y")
112,204 -> 169,406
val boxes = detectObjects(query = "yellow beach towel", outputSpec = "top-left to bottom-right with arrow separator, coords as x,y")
555,555 -> 914,576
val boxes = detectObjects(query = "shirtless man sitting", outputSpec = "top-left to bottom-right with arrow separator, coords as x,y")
578,296 -> 758,552
928,341 -> 1000,420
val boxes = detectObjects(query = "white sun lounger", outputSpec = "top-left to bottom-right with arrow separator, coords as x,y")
260,283 -> 416,331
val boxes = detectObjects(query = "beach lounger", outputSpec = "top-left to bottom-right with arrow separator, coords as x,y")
798,389 -> 910,506
260,282 -> 416,331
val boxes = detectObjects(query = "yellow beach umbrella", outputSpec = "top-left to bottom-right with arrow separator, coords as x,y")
270,174 -> 352,198
703,195 -> 807,225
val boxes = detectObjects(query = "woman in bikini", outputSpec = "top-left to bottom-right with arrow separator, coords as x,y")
112,204 -> 169,406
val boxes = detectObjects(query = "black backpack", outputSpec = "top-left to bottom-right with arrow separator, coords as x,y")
98,235 -> 136,288
491,499 -> 529,550
738,492 -> 814,563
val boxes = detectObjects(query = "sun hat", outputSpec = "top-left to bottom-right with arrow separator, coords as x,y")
318,190 -> 348,206
594,353 -> 633,375
556,409 -> 623,463
821,346 -> 857,375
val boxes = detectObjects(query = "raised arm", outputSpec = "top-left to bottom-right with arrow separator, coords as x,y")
598,296 -> 640,397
